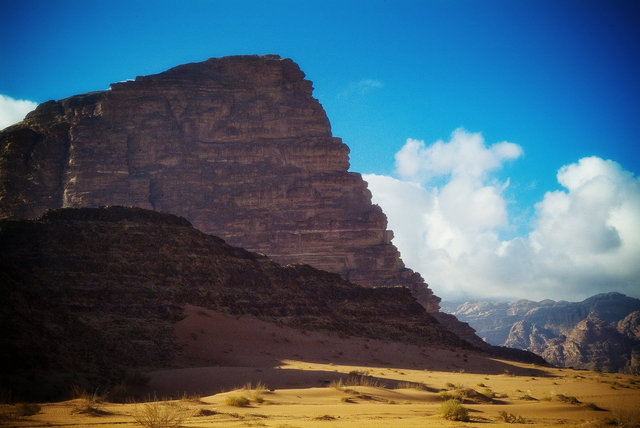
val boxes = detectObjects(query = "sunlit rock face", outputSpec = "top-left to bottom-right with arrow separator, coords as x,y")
0,55 -> 439,311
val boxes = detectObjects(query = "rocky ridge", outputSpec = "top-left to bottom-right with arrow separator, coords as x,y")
0,207 -> 466,401
0,54 -> 438,311
445,293 -> 640,373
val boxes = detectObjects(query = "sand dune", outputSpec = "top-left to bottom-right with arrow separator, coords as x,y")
2,305 -> 639,427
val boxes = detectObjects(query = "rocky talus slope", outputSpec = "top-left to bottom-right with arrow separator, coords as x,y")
0,54 -> 438,311
445,293 -> 640,373
0,207 -> 468,401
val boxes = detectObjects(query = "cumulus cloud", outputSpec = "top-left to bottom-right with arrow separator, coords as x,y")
0,94 -> 38,130
364,130 -> 640,302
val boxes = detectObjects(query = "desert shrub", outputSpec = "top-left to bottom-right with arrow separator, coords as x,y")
314,415 -> 336,420
607,408 -> 640,427
444,382 -> 456,389
555,394 -> 580,404
132,401 -> 187,428
225,395 -> 250,407
440,399 -> 469,422
396,381 -> 428,390
195,408 -> 218,417
346,371 -> 385,388
180,392 -> 203,404
582,402 -> 604,411
481,388 -> 495,399
499,411 -> 527,423
242,381 -> 268,403
15,403 -> 41,417
439,390 -> 462,401
70,386 -> 106,415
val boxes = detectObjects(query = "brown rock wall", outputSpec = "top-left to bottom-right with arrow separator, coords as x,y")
0,54 -> 439,311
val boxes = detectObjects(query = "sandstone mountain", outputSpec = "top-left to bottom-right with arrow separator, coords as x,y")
444,293 -> 640,373
0,54 -> 438,311
0,207 -> 469,401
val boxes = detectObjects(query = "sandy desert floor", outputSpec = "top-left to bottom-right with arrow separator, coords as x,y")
2,305 -> 639,427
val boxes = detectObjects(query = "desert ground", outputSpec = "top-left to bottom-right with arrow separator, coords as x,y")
2,305 -> 639,427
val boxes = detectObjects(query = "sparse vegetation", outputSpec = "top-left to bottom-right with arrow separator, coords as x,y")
180,392 -> 203,403
225,395 -> 251,407
15,403 -> 41,417
242,381 -> 268,404
440,399 -> 469,422
331,371 -> 385,390
70,386 -> 107,415
314,414 -> 336,420
481,387 -> 495,399
132,401 -> 187,428
519,393 -> 537,401
606,408 -> 640,427
439,390 -> 462,401
555,393 -> 581,404
499,411 -> 527,423
396,381 -> 429,390
582,401 -> 604,411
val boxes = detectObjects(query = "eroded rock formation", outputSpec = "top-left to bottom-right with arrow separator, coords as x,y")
446,293 -> 640,373
0,55 -> 439,310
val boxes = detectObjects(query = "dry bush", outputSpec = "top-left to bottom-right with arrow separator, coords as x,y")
345,371 -> 385,388
396,381 -> 429,390
499,411 -> 527,424
132,401 -> 187,428
440,399 -> 469,422
481,388 -> 495,399
556,393 -> 581,404
582,402 -> 604,411
242,381 -> 268,404
225,395 -> 250,407
606,408 -> 640,427
180,392 -> 203,404
439,390 -> 462,401
70,386 -> 107,415
15,403 -> 41,417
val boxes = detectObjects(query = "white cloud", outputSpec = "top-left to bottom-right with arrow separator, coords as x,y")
0,94 -> 38,130
338,79 -> 383,98
365,130 -> 640,302
395,129 -> 522,183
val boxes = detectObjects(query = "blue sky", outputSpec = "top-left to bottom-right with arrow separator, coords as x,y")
1,0 -> 639,301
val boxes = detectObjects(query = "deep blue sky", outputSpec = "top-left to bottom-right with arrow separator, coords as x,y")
1,0 -> 639,300
2,1 -> 638,205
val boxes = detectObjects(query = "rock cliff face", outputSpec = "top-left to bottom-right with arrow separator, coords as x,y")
445,293 -> 640,373
0,55 -> 438,311
0,207 -> 465,400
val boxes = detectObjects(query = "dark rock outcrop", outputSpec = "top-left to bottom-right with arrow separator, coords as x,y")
0,206 -> 468,401
0,55 -> 439,311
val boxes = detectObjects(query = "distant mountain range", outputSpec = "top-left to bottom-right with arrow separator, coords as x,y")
442,293 -> 640,373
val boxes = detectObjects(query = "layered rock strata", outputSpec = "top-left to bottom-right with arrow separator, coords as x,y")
0,55 -> 438,310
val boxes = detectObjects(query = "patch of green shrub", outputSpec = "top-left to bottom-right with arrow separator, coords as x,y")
440,399 -> 469,422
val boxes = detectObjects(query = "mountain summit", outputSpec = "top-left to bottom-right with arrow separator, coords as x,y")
0,55 -> 440,311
